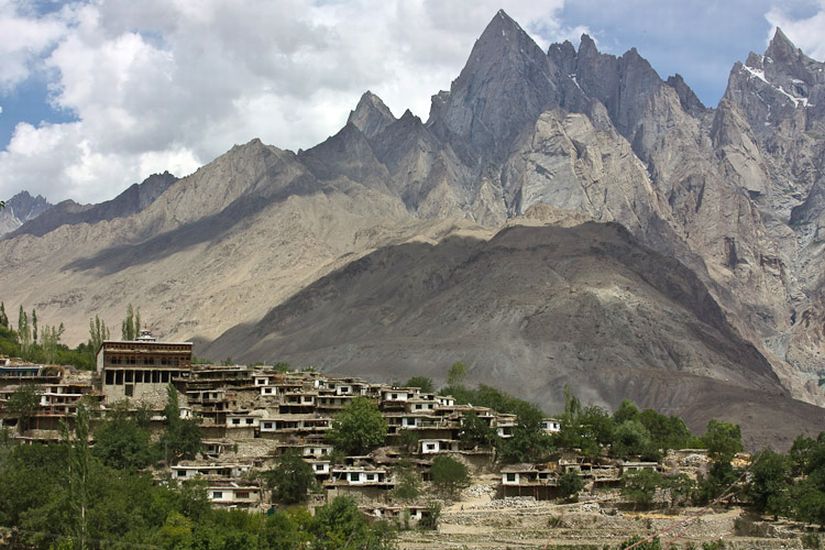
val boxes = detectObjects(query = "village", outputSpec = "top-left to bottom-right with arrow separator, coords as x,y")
0,331 -> 819,549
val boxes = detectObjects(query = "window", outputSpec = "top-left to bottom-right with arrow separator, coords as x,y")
415,404 -> 423,410
315,464 -> 324,471
152,371 -> 160,383
105,371 -> 114,385
350,473 -> 359,482
232,419 -> 240,425
236,491 -> 249,499
125,371 -> 133,383
426,444 -> 435,450
263,423 -> 272,430
135,371 -> 143,383
366,474 -> 375,481
124,384 -> 134,397
245,418 -> 253,425
212,491 -> 222,499
391,393 -> 397,399
177,470 -> 187,477
161,371 -> 170,383
115,371 -> 123,385
506,473 -> 516,482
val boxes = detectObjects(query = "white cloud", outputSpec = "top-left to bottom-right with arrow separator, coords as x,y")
766,1 -> 825,61
0,0 -> 577,204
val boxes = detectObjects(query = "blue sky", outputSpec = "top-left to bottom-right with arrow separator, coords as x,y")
1,0 -> 823,204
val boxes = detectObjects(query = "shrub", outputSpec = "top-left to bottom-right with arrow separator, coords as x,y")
430,456 -> 469,497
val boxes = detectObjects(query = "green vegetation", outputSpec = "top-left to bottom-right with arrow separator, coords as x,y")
404,376 -> 434,393
93,403 -> 156,470
328,396 -> 388,455
121,303 -> 141,340
459,412 -> 497,449
622,468 -> 664,509
7,384 -> 40,433
262,450 -> 317,504
159,384 -> 202,465
392,461 -> 421,501
430,455 -> 470,497
446,361 -> 467,387
557,470 -> 584,501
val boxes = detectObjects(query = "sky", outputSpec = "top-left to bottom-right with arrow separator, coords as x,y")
1,0 -> 824,205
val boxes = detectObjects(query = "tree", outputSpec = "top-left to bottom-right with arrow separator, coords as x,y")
557,471 -> 584,501
638,409 -> 693,452
310,496 -> 395,550
121,304 -> 141,341
404,376 -> 434,393
64,403 -> 92,549
747,449 -> 791,516
0,302 -> 8,328
392,462 -> 420,501
611,420 -> 654,459
17,306 -> 31,356
41,324 -> 65,364
446,361 -> 467,387
7,384 -> 40,433
31,309 -> 38,344
327,397 -> 387,456
613,399 -> 640,424
459,412 -> 497,449
430,455 -> 469,497
88,316 -> 109,362
622,469 -> 664,509
498,403 -> 553,464
93,406 -> 155,470
263,450 -> 316,504
702,420 -> 743,463
665,473 -> 696,508
158,385 -> 201,464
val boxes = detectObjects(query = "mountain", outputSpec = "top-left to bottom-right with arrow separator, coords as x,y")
0,11 -> 824,446
0,191 -> 51,236
205,222 -> 824,450
6,172 -> 177,239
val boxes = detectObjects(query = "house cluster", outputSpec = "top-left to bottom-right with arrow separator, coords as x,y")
1,333 -> 708,516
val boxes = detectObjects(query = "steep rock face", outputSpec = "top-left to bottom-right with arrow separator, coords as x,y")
0,191 -> 52,236
427,10 -> 560,163
346,91 -> 397,140
8,172 -> 177,239
205,222 -> 823,450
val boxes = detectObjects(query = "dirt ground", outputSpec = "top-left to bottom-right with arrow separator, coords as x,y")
398,477 -> 812,549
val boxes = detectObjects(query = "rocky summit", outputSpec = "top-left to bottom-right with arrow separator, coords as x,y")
2,10 -> 825,447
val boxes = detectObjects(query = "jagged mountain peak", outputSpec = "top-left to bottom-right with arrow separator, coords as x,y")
347,91 -> 396,140
766,27 -> 800,62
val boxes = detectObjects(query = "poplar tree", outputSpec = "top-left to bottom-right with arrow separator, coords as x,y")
88,316 -> 109,361
0,302 -> 8,328
121,304 -> 141,340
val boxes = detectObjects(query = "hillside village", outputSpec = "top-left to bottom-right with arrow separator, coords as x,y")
5,330 -> 825,548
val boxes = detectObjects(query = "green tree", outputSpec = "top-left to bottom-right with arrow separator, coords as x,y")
17,306 -> 31,356
665,473 -> 696,508
392,462 -> 421,501
612,420 -> 654,459
310,496 -> 395,550
622,468 -> 664,509
0,302 -> 8,328
459,412 -> 497,449
88,316 -> 109,362
747,449 -> 791,516
121,304 -> 141,340
31,309 -> 38,344
41,323 -> 65,364
327,397 -> 387,456
263,450 -> 317,504
404,376 -> 434,393
446,361 -> 467,387
64,403 -> 92,549
638,409 -> 693,451
158,385 -> 201,464
613,399 -> 640,424
7,384 -> 40,433
789,434 -> 818,476
498,402 -> 553,464
557,471 -> 584,501
93,405 -> 155,470
430,455 -> 470,497
702,420 -> 743,463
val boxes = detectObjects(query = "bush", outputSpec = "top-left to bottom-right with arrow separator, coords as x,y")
622,469 -> 664,509
557,471 -> 584,501
327,397 -> 387,456
418,502 -> 441,531
263,450 -> 317,504
405,376 -> 434,393
430,456 -> 469,497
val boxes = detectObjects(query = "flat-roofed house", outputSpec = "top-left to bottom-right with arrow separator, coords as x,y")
97,331 -> 192,406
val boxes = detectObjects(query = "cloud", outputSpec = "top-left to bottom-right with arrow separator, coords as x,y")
0,0 -> 575,204
766,1 -> 825,61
